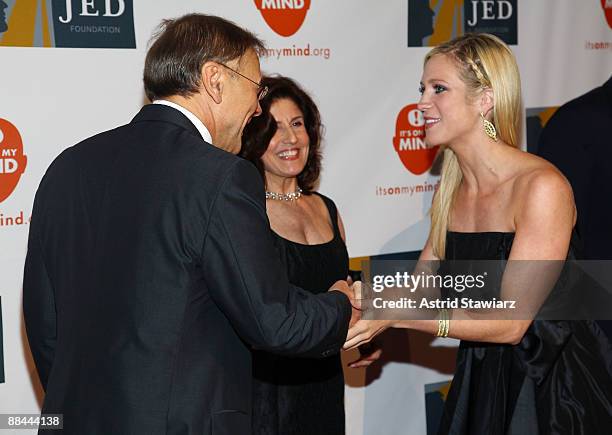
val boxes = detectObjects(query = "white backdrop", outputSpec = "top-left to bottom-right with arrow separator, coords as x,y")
1,1 -> 611,434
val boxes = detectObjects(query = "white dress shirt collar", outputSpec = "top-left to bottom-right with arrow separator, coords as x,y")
152,100 -> 213,145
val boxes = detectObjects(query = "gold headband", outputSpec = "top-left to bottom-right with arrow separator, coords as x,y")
465,57 -> 489,87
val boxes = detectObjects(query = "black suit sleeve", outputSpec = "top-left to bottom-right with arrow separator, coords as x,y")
538,103 -> 595,243
23,191 -> 57,390
538,103 -> 594,174
201,159 -> 351,358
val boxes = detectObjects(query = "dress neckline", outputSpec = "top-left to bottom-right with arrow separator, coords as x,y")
272,230 -> 337,248
447,230 -> 515,235
269,191 -> 340,247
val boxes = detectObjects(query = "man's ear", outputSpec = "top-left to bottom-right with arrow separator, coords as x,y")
201,61 -> 223,104
480,87 -> 495,118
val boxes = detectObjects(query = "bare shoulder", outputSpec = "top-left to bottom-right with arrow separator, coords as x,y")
512,154 -> 576,225
506,152 -> 576,259
513,155 -> 573,201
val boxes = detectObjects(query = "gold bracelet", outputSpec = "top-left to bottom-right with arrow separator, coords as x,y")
443,309 -> 450,337
436,308 -> 450,337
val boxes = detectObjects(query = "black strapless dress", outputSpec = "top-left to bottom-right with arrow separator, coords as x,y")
252,193 -> 349,435
439,231 -> 612,435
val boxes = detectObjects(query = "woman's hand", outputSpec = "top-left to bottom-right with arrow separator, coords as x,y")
343,319 -> 393,350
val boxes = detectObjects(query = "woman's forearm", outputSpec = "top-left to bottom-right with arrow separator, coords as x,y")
393,318 -> 532,345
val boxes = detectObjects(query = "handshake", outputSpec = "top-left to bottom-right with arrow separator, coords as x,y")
329,279 -> 387,368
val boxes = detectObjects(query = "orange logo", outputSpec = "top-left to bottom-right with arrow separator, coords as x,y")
254,0 -> 311,37
602,0 -> 612,29
0,119 -> 27,203
393,104 -> 439,175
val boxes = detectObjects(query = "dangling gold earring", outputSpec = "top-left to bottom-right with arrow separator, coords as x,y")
480,112 -> 497,142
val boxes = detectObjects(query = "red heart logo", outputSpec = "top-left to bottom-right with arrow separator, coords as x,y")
602,0 -> 612,29
0,119 -> 27,203
254,0 -> 311,37
393,104 -> 439,175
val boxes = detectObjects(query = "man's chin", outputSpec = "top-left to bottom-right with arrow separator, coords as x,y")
215,138 -> 241,155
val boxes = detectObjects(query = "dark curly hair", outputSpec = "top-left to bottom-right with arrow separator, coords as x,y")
240,75 -> 322,193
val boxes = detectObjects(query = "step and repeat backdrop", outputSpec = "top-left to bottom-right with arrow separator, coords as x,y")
1,1 -> 611,434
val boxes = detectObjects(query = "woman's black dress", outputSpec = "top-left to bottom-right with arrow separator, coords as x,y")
252,193 -> 349,435
438,231 -> 612,435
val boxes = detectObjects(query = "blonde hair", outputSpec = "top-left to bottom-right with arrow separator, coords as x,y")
426,33 -> 523,258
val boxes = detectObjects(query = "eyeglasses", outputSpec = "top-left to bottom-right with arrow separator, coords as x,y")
218,62 -> 269,101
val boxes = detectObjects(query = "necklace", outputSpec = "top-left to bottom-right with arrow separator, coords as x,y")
265,187 -> 303,202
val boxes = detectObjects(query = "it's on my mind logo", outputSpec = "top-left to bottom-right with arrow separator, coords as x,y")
393,104 -> 439,175
603,0 -> 612,29
0,119 -> 27,204
408,0 -> 517,47
0,0 -> 135,48
254,0 -> 311,37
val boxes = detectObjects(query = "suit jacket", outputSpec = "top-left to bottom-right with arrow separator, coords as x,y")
23,104 -> 351,435
538,76 -> 612,342
538,76 -> 612,260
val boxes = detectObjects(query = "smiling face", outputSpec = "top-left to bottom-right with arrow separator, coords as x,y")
417,54 -> 482,148
261,98 -> 310,182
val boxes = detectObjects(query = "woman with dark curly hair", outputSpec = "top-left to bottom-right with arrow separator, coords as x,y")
241,75 -> 379,435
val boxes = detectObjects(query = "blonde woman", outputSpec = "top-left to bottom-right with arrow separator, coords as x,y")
345,34 -> 612,433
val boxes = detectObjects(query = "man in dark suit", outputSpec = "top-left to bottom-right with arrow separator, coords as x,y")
23,14 -> 355,434
538,75 -> 612,340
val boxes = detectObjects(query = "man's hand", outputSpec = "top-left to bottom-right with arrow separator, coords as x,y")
329,280 -> 362,328
348,341 -> 383,368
